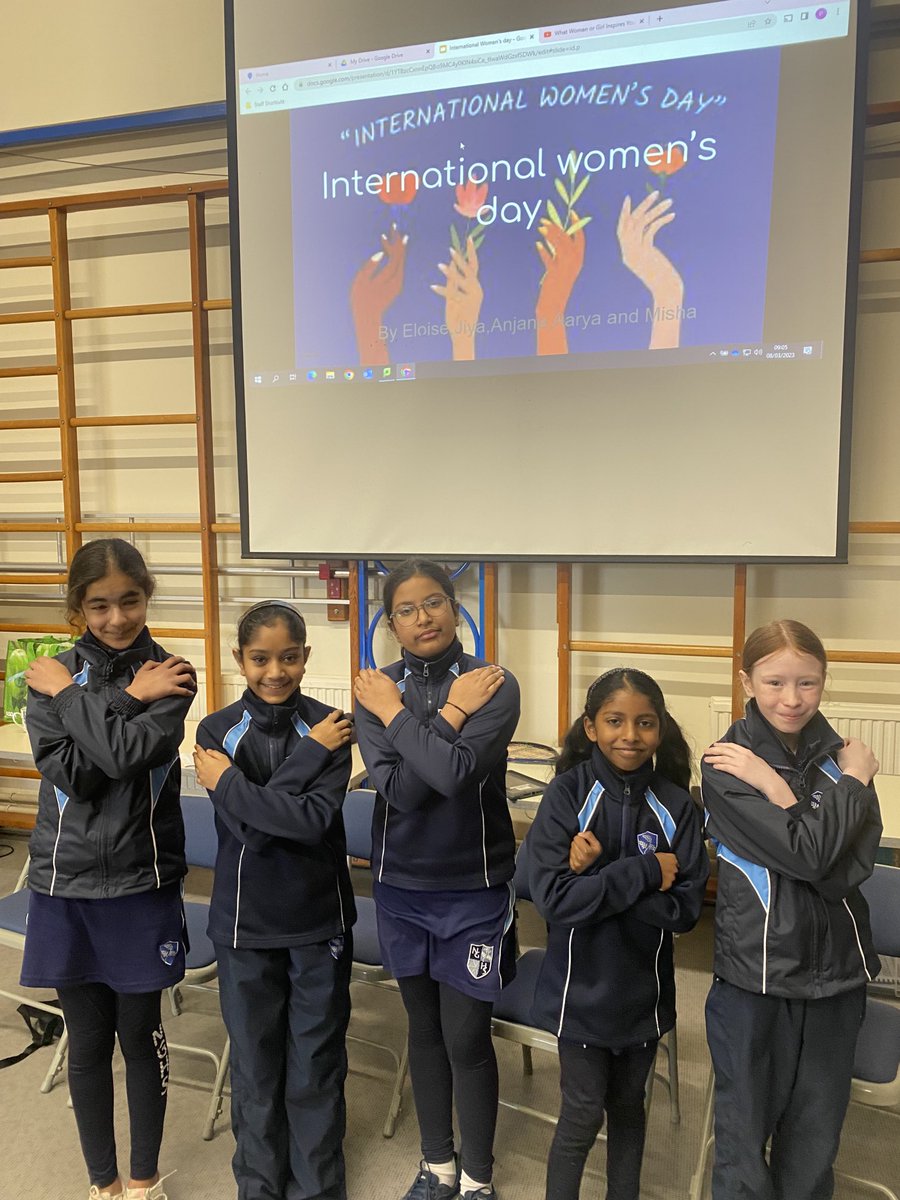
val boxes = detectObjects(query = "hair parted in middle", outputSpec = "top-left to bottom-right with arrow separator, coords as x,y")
556,666 -> 693,791
236,600 -> 307,651
741,619 -> 827,676
381,559 -> 459,620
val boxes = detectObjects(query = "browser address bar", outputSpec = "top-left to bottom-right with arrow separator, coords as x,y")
295,43 -> 582,92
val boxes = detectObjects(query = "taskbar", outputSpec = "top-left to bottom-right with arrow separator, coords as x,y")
247,341 -> 823,386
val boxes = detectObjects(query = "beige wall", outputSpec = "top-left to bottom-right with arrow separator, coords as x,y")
1,3 -> 899,774
3,1 -> 226,133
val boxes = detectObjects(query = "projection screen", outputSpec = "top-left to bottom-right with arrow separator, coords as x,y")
227,0 -> 868,561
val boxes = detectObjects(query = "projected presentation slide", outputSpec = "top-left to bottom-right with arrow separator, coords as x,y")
291,50 -> 779,370
229,0 -> 865,561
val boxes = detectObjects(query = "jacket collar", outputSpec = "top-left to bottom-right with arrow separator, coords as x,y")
401,636 -> 464,681
241,686 -> 308,734
744,699 -> 843,769
590,746 -> 656,800
76,627 -> 154,672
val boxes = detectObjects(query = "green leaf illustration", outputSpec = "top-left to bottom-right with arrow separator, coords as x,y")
450,224 -> 461,253
546,200 -> 564,228
566,215 -> 592,236
570,176 -> 590,205
567,151 -> 578,184
554,178 -> 570,205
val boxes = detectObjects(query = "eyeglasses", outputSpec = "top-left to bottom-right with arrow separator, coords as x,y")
390,595 -> 452,627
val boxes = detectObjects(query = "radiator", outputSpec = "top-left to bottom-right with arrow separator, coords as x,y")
710,699 -> 900,775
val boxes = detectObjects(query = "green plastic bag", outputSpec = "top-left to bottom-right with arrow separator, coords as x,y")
3,635 -> 76,727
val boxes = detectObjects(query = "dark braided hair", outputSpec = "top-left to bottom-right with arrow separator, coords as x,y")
557,667 -> 693,791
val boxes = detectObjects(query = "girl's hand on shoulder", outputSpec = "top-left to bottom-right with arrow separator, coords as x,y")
24,655 -> 73,697
309,710 -> 353,753
127,656 -> 197,703
838,738 -> 879,786
446,665 -> 506,718
353,669 -> 404,726
193,744 -> 232,791
704,743 -> 777,791
569,830 -> 602,874
655,851 -> 679,891
704,742 -> 795,809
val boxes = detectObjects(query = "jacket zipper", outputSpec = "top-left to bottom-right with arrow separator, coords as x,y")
810,888 -> 827,982
619,784 -> 631,859
423,661 -> 433,717
98,672 -> 114,897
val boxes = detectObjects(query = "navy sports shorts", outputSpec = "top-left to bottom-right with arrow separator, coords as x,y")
372,879 -> 517,1000
20,882 -> 187,993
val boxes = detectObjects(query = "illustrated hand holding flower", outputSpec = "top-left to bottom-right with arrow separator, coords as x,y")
431,237 -> 483,361
617,191 -> 684,349
535,213 -> 586,356
350,224 -> 408,366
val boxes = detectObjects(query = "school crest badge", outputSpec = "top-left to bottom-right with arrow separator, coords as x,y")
159,940 -> 179,966
467,943 -> 494,980
637,831 -> 659,855
810,791 -> 823,810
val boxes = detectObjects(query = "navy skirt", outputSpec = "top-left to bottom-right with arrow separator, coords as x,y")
373,879 -> 517,1001
20,882 -> 187,993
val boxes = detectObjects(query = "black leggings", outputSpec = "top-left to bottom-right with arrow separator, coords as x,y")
57,983 -> 169,1188
546,1038 -> 657,1200
397,974 -> 498,1183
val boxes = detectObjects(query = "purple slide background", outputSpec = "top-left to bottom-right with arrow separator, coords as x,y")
290,48 -> 781,366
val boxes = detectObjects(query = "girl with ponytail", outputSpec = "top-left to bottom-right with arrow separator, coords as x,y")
526,668 -> 709,1200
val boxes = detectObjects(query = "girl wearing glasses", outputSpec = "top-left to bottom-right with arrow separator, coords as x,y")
354,559 -> 521,1200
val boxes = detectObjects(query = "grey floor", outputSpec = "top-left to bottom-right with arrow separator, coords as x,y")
0,831 -> 896,1200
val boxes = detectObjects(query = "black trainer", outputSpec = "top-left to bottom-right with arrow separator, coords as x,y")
401,1159 -> 460,1200
461,1188 -> 496,1200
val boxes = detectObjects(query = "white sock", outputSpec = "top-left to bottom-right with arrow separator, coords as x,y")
459,1170 -> 491,1194
426,1160 -> 458,1188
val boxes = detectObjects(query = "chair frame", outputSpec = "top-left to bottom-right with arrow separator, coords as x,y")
0,855 -> 70,1094
491,997 -> 680,1131
165,794 -> 231,1140
343,788 -> 409,1137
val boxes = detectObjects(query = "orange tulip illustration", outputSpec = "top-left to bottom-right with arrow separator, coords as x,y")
454,180 -> 489,219
449,183 -> 489,258
645,145 -> 686,189
377,172 -> 418,206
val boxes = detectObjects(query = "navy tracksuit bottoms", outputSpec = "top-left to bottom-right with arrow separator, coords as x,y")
215,935 -> 352,1200
705,976 -> 866,1200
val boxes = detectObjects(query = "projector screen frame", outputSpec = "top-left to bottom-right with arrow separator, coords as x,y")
225,0 -> 871,565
